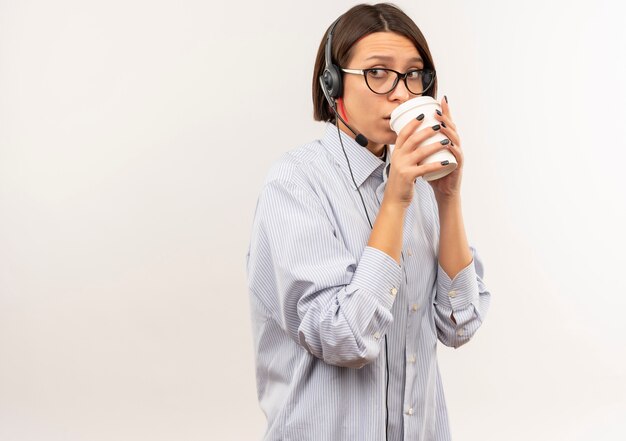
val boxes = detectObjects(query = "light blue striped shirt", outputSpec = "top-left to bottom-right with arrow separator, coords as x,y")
246,123 -> 491,441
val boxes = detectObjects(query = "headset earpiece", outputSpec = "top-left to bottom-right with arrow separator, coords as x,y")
322,64 -> 342,99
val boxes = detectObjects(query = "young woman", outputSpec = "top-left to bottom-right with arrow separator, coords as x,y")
246,4 -> 491,440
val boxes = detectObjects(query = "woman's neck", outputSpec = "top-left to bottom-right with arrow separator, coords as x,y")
375,145 -> 387,160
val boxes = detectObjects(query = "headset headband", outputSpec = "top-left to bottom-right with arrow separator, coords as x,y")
325,17 -> 341,71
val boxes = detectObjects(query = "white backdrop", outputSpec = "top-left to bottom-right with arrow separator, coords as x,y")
1,1 -> 625,440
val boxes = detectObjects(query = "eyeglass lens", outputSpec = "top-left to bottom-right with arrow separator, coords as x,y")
365,69 -> 434,95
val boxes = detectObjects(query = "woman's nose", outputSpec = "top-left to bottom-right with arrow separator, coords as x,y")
388,78 -> 411,102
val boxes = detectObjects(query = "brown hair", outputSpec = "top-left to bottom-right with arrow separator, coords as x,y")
312,3 -> 437,122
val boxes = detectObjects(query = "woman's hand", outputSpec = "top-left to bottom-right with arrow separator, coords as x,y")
385,114 -> 452,209
429,96 -> 464,201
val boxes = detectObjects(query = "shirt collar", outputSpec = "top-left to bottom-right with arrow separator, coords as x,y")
321,123 -> 386,190
382,145 -> 392,184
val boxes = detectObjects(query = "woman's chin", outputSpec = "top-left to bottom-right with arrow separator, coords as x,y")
371,132 -> 398,146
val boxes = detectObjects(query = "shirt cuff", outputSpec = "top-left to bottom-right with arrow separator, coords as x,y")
349,246 -> 403,310
435,259 -> 479,312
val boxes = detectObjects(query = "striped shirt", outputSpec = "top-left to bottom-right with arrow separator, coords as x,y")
246,123 -> 491,441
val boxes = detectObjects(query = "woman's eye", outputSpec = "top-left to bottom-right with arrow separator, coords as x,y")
407,70 -> 422,79
368,69 -> 387,78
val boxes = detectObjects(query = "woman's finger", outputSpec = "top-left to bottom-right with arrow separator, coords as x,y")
412,158 -> 452,182
407,138 -> 451,164
439,125 -> 461,147
434,110 -> 457,132
394,115 -> 425,150
444,141 -> 464,167
401,124 -> 444,152
441,95 -> 452,119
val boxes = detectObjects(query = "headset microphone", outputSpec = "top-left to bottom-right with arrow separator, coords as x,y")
354,131 -> 369,148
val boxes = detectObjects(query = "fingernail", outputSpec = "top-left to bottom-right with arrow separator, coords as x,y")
441,160 -> 450,166
432,124 -> 440,131
440,139 -> 450,145
436,110 -> 442,116
441,121 -> 447,128
416,113 -> 425,121
444,95 -> 448,104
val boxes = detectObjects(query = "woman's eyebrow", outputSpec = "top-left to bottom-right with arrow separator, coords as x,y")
365,55 -> 424,63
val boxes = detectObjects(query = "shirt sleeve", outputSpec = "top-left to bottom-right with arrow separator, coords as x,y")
247,178 -> 403,368
433,245 -> 491,348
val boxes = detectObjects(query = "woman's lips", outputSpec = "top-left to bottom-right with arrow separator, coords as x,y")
383,117 -> 393,130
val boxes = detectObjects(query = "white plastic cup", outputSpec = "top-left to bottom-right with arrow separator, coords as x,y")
389,96 -> 457,181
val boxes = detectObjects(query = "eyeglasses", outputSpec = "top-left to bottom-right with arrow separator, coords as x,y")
341,67 -> 436,95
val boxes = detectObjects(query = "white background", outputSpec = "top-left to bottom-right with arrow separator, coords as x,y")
1,1 -> 625,440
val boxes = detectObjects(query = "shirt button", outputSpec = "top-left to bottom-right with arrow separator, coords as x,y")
407,408 -> 414,415
456,328 -> 464,336
408,355 -> 416,363
449,290 -> 457,298
407,248 -> 413,256
374,331 -> 381,340
411,303 -> 419,312
390,287 -> 398,296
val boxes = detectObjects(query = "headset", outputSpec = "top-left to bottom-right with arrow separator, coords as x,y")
319,17 -> 369,148
318,15 -> 393,441
320,17 -> 344,102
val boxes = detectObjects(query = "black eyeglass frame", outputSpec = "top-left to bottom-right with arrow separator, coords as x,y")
340,67 -> 436,95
